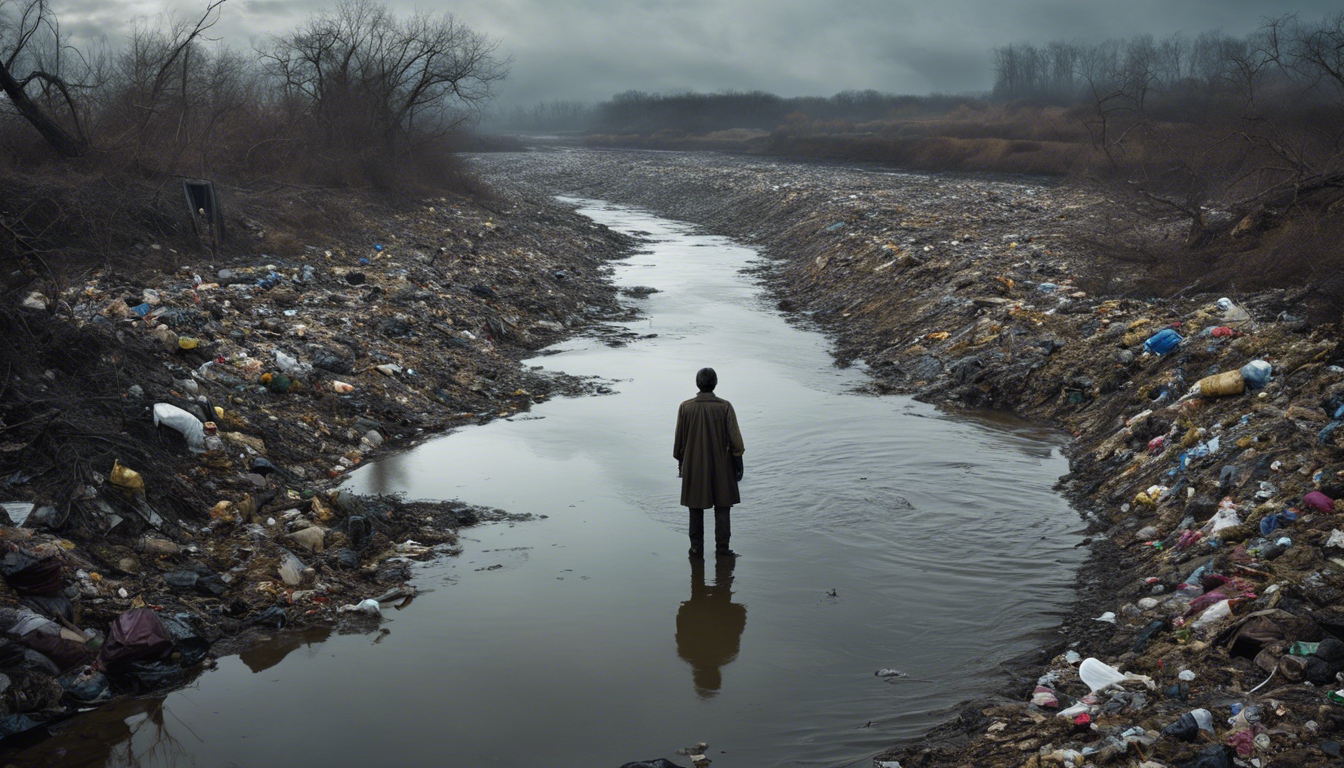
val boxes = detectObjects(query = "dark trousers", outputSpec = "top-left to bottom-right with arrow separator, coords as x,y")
689,506 -> 731,553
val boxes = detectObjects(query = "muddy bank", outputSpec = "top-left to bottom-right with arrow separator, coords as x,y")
471,149 -> 1344,767
0,186 -> 633,741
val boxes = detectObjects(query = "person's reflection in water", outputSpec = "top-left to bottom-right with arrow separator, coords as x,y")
675,556 -> 747,699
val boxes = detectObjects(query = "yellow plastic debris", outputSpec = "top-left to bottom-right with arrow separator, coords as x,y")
209,501 -> 235,520
1194,371 -> 1246,397
110,460 -> 145,496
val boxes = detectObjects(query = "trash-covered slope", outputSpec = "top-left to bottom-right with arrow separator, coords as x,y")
0,185 -> 633,740
473,148 -> 1344,768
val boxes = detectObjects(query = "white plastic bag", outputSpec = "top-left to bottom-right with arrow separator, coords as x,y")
1078,657 -> 1155,692
1218,297 -> 1253,329
1079,657 -> 1127,692
1056,701 -> 1093,718
1206,507 -> 1240,534
152,403 -> 205,453
1191,598 -> 1233,629
339,598 -> 381,615
274,349 -> 309,376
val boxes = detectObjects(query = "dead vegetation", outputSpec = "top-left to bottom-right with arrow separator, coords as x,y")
0,0 -> 504,192
575,12 -> 1344,323
0,0 -> 507,329
474,146 -> 1344,768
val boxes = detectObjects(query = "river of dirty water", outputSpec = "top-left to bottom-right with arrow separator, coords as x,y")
17,198 -> 1086,768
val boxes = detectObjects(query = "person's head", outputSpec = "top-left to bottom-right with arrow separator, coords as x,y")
696,367 -> 717,392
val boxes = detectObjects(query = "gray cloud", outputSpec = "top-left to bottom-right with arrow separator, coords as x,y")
46,0 -> 1344,106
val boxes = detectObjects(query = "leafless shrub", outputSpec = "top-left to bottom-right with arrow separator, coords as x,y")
0,0 -> 508,193
991,13 -> 1344,313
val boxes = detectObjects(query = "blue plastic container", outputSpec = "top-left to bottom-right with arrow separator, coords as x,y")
1144,328 -> 1183,355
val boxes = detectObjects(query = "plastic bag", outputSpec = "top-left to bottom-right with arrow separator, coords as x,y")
338,598 -> 381,615
1218,298 -> 1253,329
1305,491 -> 1335,513
1240,360 -> 1272,389
99,608 -> 172,669
1260,510 -> 1298,536
1193,371 -> 1245,398
58,666 -> 112,705
1177,744 -> 1235,768
1078,658 -> 1154,692
0,549 -> 63,596
1191,599 -> 1233,629
1161,708 -> 1213,740
153,403 -> 205,453
1206,507 -> 1241,534
274,350 -> 309,376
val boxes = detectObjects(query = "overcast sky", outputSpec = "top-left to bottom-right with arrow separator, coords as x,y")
51,0 -> 1344,107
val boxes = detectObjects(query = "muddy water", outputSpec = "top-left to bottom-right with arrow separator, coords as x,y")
20,200 -> 1084,768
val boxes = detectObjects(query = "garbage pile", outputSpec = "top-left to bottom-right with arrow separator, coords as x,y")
0,186 -> 632,739
467,149 -> 1344,767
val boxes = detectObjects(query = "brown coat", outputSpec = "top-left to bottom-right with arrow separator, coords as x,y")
674,392 -> 745,509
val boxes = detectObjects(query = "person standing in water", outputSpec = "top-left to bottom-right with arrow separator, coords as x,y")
674,367 -> 745,558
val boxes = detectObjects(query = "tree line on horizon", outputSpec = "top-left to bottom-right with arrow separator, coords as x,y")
492,12 -> 1343,141
490,90 -> 978,134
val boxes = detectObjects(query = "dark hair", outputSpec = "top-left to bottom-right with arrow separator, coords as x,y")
696,367 -> 717,392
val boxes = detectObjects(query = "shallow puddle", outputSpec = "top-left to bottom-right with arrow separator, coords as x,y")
16,199 -> 1085,768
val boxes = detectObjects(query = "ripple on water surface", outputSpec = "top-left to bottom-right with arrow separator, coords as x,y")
13,197 -> 1084,768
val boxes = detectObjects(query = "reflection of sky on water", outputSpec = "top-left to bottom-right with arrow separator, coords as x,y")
21,199 -> 1085,768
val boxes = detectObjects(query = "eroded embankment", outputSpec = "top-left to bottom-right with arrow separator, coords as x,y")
0,185 -> 633,740
473,149 -> 1344,768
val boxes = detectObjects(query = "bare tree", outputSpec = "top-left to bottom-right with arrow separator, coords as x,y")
260,0 -> 509,156
101,1 -> 227,161
1153,33 -> 1188,92
0,0 -> 88,156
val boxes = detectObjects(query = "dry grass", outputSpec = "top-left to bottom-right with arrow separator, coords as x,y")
585,104 -> 1099,176
766,133 -> 1091,175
